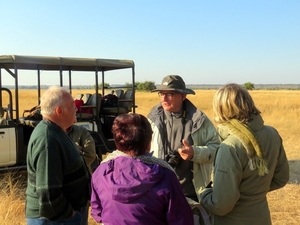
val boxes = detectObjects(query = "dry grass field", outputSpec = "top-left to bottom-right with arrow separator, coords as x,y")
1,89 -> 299,224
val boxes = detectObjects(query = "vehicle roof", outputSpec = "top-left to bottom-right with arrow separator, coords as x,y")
0,55 -> 134,71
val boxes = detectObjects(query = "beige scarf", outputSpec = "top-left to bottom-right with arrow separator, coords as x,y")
222,119 -> 268,176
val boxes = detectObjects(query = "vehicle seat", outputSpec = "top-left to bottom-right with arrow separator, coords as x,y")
82,93 -> 92,104
76,93 -> 102,120
101,89 -> 133,115
115,89 -> 124,99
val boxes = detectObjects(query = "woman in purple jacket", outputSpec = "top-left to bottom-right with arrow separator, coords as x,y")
90,114 -> 193,225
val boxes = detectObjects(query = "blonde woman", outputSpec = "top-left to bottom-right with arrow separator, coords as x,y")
200,83 -> 289,225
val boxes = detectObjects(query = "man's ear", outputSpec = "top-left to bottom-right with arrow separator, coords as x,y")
182,94 -> 187,101
55,106 -> 63,116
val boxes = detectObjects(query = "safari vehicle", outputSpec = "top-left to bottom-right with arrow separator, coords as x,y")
0,55 -> 136,172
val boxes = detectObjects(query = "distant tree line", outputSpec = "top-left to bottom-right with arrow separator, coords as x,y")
95,81 -> 156,91
88,82 -> 300,91
244,82 -> 255,90
96,81 -> 255,91
133,81 -> 156,91
11,82 -> 300,90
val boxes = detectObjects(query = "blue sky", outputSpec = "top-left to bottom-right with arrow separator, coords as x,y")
1,0 -> 299,85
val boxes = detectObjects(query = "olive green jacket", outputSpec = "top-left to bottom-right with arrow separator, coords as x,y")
200,114 -> 289,225
67,125 -> 96,174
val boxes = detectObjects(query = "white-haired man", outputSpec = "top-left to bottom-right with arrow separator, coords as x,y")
25,86 -> 90,225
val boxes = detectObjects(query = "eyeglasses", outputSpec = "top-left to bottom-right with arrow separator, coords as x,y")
158,92 -> 174,99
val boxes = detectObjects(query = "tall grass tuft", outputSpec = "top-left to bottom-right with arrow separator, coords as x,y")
0,172 -> 27,225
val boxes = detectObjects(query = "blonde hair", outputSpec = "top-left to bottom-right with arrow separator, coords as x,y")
213,83 -> 260,124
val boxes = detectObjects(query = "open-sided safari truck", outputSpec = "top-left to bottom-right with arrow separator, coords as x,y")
0,55 -> 136,172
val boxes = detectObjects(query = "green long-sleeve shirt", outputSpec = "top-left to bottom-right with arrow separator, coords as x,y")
25,119 -> 90,221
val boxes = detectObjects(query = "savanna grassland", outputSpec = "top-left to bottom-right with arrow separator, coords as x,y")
1,89 -> 299,225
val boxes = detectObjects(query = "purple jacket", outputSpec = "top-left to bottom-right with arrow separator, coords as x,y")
91,153 -> 193,225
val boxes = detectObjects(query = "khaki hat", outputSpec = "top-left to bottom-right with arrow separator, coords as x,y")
151,75 -> 195,95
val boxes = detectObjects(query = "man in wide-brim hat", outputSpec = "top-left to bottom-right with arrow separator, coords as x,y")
151,75 -> 195,95
150,75 -> 195,113
148,75 -> 220,223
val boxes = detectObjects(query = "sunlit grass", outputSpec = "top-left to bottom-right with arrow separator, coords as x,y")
1,89 -> 299,224
0,172 -> 27,225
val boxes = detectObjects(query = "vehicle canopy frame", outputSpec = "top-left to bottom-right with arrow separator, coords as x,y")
0,54 -> 136,121
0,54 -> 136,172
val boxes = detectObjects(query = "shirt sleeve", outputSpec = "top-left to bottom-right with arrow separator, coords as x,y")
80,128 -> 96,172
200,143 -> 242,216
192,117 -> 220,164
270,140 -> 289,191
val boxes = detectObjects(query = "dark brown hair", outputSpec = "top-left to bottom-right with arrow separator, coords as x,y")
112,114 -> 153,156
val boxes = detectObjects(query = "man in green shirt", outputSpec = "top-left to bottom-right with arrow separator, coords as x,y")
25,86 -> 90,225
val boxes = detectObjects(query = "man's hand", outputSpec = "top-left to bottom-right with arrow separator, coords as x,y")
178,139 -> 194,160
